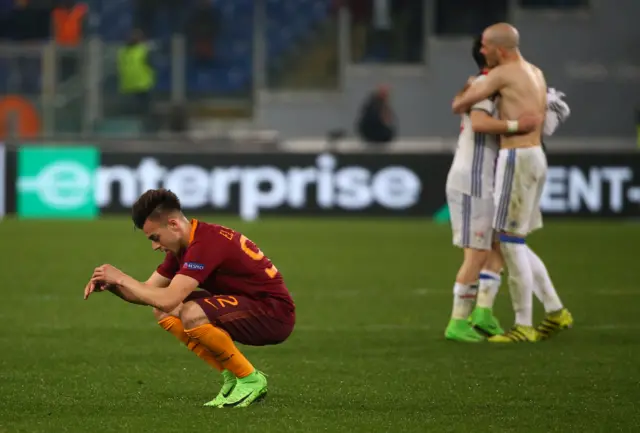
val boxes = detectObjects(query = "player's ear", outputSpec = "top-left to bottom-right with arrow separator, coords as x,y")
166,217 -> 180,230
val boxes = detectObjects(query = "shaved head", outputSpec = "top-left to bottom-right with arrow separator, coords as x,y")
483,23 -> 520,50
479,23 -> 521,67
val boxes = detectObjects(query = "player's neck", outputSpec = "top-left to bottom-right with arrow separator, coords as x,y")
179,217 -> 194,248
500,50 -> 522,64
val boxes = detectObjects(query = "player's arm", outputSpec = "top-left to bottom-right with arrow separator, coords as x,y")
114,273 -> 199,312
92,239 -> 225,312
452,67 -> 506,114
470,110 -> 539,135
105,271 -> 171,304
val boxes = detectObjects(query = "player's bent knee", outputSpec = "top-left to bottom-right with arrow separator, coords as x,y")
463,247 -> 489,261
179,301 -> 211,329
153,307 -> 169,322
153,305 -> 182,322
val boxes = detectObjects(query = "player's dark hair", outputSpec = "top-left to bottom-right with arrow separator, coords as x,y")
472,34 -> 486,71
131,188 -> 182,229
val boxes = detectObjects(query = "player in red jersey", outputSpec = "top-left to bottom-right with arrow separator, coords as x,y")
83,188 -> 295,408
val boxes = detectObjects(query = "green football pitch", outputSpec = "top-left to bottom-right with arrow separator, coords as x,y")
0,217 -> 638,433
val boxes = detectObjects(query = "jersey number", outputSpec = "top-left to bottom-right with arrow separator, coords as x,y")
239,235 -> 278,279
203,295 -> 238,310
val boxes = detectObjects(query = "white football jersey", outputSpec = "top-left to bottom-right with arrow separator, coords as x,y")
446,75 -> 500,198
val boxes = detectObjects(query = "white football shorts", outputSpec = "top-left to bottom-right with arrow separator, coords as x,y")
447,189 -> 494,250
493,146 -> 547,236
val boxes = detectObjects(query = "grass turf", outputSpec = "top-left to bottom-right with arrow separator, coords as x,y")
0,217 -> 638,433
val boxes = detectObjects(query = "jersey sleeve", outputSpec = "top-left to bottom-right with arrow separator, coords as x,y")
176,240 -> 226,285
469,75 -> 495,115
156,253 -> 180,279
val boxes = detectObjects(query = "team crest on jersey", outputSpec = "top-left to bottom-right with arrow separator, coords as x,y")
184,262 -> 205,271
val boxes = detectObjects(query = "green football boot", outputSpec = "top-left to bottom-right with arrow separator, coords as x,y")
445,318 -> 485,342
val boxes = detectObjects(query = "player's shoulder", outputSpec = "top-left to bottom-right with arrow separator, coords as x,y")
192,220 -> 239,243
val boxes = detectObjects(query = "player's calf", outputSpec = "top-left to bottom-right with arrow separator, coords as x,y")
445,247 -> 488,342
154,301 -> 232,407
181,300 -> 258,375
470,243 -> 505,336
476,243 -> 503,309
451,247 -> 488,320
485,232 -> 541,343
499,233 -> 535,327
180,301 -> 263,407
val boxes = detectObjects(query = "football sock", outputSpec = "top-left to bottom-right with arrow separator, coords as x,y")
158,316 -> 223,372
526,245 -> 564,313
499,234 -> 534,327
185,324 -> 254,378
451,282 -> 478,319
476,270 -> 501,309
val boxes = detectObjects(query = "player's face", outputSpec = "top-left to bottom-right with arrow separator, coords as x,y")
480,37 -> 500,67
142,217 -> 183,254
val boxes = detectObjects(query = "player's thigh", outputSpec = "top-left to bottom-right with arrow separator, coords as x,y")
449,189 -> 493,250
446,189 -> 465,247
493,148 -> 539,236
189,294 -> 294,346
468,195 -> 494,249
527,150 -> 548,233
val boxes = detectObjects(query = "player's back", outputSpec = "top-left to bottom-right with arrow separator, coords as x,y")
198,222 -> 289,297
497,61 -> 547,150
447,75 -> 499,199
159,220 -> 293,306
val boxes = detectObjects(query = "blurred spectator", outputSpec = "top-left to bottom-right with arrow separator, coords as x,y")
356,84 -> 397,145
185,0 -> 220,69
117,29 -> 156,132
53,0 -> 85,46
52,0 -> 87,80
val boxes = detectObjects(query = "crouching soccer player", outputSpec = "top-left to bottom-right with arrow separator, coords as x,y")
84,188 -> 295,407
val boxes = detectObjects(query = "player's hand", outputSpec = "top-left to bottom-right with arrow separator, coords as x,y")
517,113 -> 544,133
84,279 -> 106,300
91,264 -> 126,286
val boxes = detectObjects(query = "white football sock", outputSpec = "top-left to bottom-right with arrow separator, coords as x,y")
451,282 -> 478,320
476,270 -> 501,309
500,240 -> 534,327
527,245 -> 563,313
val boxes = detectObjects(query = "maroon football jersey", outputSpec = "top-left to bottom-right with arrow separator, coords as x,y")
156,220 -> 293,306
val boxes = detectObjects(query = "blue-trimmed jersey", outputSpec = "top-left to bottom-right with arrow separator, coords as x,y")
446,75 -> 499,198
